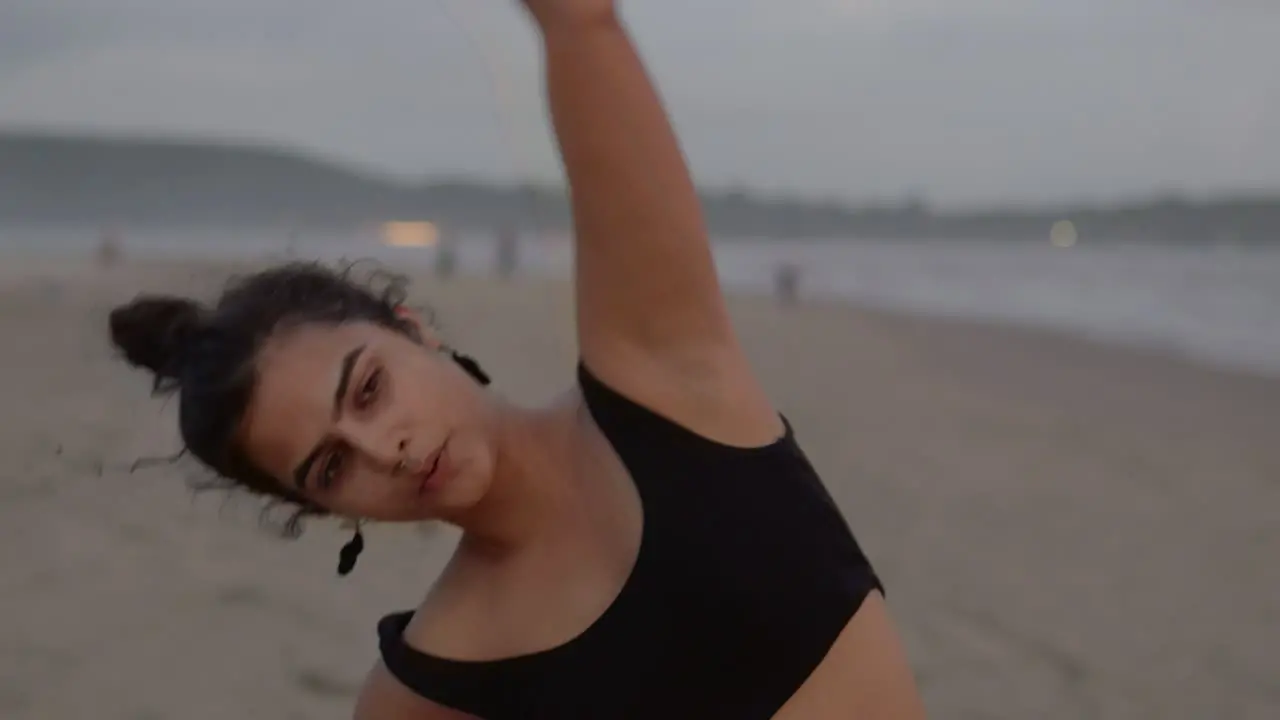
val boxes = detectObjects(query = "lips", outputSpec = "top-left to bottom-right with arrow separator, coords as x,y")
417,440 -> 449,494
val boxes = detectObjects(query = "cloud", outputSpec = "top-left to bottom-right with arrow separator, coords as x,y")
823,0 -> 1030,19
0,0 -> 1277,205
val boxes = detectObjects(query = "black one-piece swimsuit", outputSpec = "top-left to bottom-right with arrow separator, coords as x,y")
378,362 -> 883,719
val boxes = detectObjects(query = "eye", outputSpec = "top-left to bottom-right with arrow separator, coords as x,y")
317,448 -> 347,491
355,367 -> 383,409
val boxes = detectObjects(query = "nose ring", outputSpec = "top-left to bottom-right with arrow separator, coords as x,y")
394,457 -> 419,475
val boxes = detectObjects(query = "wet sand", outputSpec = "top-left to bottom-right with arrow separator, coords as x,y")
1,255 -> 1277,719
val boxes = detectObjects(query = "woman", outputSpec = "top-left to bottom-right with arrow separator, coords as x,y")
109,1 -> 926,717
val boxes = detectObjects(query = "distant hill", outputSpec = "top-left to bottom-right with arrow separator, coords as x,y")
0,131 -> 559,228
2,130 -> 1278,242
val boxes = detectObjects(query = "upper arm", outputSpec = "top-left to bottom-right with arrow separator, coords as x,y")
353,662 -> 479,720
539,15 -> 781,446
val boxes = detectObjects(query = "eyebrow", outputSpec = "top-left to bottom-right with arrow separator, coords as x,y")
291,344 -> 366,490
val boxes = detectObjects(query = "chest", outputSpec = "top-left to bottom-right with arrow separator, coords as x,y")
647,440 -> 867,609
624,454 -> 874,702
433,443 -> 645,662
397,436 -> 883,719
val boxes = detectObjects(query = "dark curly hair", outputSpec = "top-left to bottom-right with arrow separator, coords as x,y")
109,261 -> 432,536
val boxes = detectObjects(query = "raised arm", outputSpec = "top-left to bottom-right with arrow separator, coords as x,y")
526,1 -> 782,445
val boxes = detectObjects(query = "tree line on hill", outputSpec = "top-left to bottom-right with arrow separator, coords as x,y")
2,131 -> 1277,243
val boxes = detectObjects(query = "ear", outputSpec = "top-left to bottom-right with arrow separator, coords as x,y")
394,306 -> 440,349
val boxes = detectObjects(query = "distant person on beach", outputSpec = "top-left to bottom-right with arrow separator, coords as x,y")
96,226 -> 123,267
107,1 -> 925,718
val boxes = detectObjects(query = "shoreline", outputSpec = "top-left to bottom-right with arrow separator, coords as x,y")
6,248 -> 1276,382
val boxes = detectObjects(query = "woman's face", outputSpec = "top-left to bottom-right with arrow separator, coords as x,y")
238,319 -> 497,524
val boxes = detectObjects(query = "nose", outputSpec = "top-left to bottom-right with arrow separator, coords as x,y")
337,421 -> 413,474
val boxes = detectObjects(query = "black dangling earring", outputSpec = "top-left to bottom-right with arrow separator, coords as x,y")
337,522 -> 364,577
449,349 -> 491,386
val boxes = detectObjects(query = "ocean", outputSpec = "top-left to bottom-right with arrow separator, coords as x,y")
3,222 -> 1278,377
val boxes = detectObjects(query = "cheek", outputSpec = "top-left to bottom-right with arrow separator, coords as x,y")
402,354 -> 469,420
333,464 -> 406,515
442,432 -> 497,502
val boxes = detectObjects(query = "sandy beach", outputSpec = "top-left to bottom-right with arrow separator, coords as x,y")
1,254 -> 1277,719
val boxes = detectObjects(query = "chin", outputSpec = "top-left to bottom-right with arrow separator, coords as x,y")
424,463 -> 494,522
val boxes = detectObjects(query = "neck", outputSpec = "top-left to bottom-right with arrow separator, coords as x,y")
453,396 -> 581,556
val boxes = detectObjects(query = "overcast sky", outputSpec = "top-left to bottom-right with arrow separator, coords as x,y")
2,0 -> 1278,207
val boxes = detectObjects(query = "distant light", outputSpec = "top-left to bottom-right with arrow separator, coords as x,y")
1050,220 -> 1078,248
382,221 -> 438,247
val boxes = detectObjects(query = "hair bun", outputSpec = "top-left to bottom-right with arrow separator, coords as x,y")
109,295 -> 205,381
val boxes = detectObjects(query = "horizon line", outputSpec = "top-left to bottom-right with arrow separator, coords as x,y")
3,123 -> 1279,215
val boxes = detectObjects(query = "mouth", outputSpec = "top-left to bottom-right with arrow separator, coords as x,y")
417,438 -> 449,495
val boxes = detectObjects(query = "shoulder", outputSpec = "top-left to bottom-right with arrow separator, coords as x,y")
353,661 -> 481,720
361,575 -> 494,717
396,562 -> 499,662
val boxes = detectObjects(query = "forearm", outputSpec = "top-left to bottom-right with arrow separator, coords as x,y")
540,16 -> 706,238
535,12 -> 729,348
